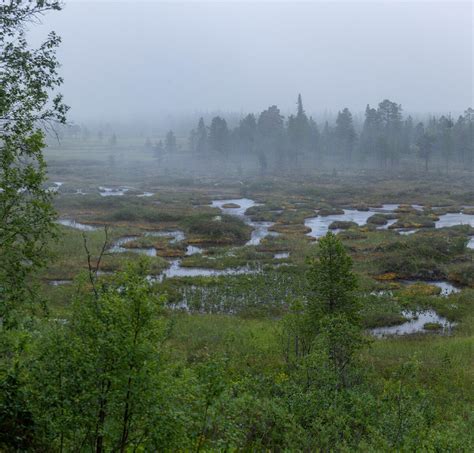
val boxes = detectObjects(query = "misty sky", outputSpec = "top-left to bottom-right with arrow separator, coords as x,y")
30,1 -> 473,121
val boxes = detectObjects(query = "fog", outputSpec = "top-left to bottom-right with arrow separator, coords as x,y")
31,0 -> 473,123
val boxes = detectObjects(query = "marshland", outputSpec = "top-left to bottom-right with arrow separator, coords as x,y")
1,1 -> 473,451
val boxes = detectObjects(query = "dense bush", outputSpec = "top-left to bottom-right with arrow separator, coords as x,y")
185,214 -> 251,244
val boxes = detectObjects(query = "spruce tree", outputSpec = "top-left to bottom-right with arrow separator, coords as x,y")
165,130 -> 177,153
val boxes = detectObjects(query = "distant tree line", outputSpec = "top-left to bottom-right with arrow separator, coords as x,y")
181,95 -> 473,173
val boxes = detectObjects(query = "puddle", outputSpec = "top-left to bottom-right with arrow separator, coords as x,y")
48,280 -> 72,286
47,182 -> 64,193
274,252 -> 290,259
370,289 -> 393,297
157,259 -> 257,280
57,219 -> 98,231
97,270 -> 114,276
99,186 -> 129,197
137,192 -> 154,197
401,280 -> 461,296
431,281 -> 461,296
186,245 -> 203,255
468,237 -> 474,249
398,229 -> 417,235
371,310 -> 454,337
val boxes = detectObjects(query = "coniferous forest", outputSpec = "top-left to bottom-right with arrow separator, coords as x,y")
183,96 -> 474,173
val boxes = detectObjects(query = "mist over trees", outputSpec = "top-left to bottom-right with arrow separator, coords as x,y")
180,96 -> 473,174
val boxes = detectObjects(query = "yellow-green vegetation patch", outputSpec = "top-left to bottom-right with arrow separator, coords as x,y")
318,207 -> 345,216
222,202 -> 241,208
328,220 -> 358,230
375,272 -> 398,281
184,213 -> 252,245
423,322 -> 443,330
399,282 -> 442,297
390,215 -> 436,229
269,223 -> 311,235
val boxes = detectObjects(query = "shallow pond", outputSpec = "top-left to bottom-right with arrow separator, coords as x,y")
304,203 -> 474,238
274,252 -> 290,259
468,237 -> 474,249
398,229 -> 417,235
211,198 -> 257,216
48,279 -> 72,286
401,280 -> 461,296
159,259 -> 257,279
186,245 -> 204,255
211,198 -> 278,246
99,186 -> 129,197
47,181 -> 64,193
435,212 -> 474,228
305,209 -> 375,238
371,309 -> 454,337
431,281 -> 461,296
57,219 -> 98,231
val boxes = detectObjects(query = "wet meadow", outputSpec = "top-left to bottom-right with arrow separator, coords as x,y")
36,139 -> 474,448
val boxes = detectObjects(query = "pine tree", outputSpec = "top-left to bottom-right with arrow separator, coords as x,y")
188,128 -> 197,152
307,233 -> 358,320
335,108 -> 356,164
376,99 -> 403,168
237,113 -> 257,154
208,116 -> 229,154
257,105 -> 285,170
306,233 -> 364,388
196,117 -> 208,153
287,94 -> 311,165
165,130 -> 177,153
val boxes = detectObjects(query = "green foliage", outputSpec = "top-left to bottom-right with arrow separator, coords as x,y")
29,262 -> 169,451
0,372 -> 37,451
184,213 -> 251,244
307,232 -> 358,320
0,0 -> 67,326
